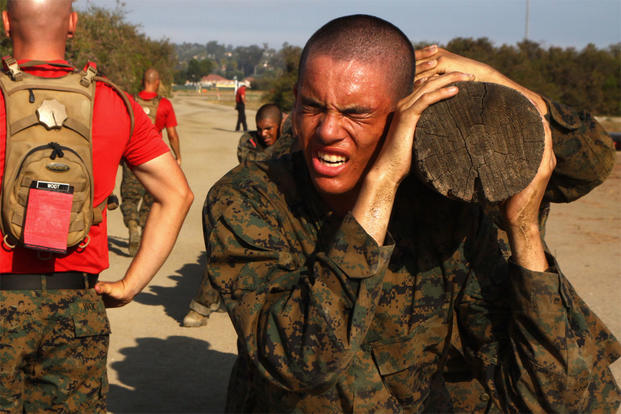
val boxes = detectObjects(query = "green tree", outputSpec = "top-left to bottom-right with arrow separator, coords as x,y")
235,44 -> 265,77
185,58 -> 214,83
66,5 -> 176,95
261,43 -> 302,112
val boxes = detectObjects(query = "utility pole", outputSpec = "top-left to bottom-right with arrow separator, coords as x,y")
525,0 -> 530,40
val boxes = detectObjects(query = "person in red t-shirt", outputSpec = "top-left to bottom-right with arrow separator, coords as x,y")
0,1 -> 193,412
120,68 -> 182,256
235,84 -> 248,131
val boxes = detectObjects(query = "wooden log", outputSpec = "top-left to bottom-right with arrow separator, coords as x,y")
413,81 -> 544,203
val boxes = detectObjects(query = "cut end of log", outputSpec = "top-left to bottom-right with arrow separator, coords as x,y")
413,81 -> 544,203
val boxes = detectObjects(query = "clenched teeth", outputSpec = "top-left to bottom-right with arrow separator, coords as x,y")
317,151 -> 347,165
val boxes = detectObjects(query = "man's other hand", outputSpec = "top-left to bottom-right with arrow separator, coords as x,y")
95,279 -> 139,308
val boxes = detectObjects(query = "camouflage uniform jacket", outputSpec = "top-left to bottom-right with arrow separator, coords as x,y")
236,116 -> 299,163
205,101 -> 619,413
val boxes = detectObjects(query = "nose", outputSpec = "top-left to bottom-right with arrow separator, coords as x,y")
316,111 -> 343,143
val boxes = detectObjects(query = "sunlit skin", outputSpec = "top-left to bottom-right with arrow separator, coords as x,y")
257,118 -> 280,146
293,54 -> 395,213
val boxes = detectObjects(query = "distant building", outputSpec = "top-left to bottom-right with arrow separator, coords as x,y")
200,73 -> 233,89
199,74 -> 252,90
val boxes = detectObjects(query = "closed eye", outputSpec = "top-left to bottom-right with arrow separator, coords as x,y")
301,97 -> 324,113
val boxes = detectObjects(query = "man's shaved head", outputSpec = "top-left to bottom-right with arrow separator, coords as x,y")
256,103 -> 282,125
142,68 -> 161,92
6,0 -> 73,42
144,68 -> 160,85
4,0 -> 76,60
298,14 -> 415,102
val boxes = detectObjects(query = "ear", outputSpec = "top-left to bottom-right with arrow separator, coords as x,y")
67,11 -> 78,38
2,11 -> 11,38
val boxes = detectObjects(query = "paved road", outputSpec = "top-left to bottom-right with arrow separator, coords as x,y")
103,94 -> 621,413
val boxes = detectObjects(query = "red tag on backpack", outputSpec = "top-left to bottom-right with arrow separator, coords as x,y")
23,181 -> 74,253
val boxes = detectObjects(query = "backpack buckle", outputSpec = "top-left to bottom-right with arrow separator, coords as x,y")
80,64 -> 97,87
3,56 -> 23,81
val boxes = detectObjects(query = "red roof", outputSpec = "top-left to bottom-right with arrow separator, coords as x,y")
201,73 -> 228,82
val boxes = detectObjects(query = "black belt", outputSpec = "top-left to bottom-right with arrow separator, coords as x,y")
0,272 -> 98,290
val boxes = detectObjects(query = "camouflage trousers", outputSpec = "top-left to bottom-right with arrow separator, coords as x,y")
120,162 -> 153,228
189,267 -> 222,316
0,288 -> 110,413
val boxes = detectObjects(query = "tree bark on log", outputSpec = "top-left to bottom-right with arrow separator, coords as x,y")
413,81 -> 544,203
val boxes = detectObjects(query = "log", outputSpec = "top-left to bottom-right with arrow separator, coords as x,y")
413,81 -> 544,203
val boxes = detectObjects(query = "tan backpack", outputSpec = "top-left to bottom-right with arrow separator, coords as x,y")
0,57 -> 133,253
134,94 -> 160,124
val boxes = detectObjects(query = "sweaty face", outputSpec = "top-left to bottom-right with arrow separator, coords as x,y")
256,118 -> 280,146
293,54 -> 395,210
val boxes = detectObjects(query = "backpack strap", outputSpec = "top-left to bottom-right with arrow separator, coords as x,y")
92,200 -> 107,225
94,76 -> 135,138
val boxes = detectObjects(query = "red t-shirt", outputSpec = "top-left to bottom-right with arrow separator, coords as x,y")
137,91 -> 177,135
0,61 -> 170,274
235,86 -> 246,104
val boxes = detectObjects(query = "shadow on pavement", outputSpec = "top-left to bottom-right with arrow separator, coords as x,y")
108,235 -> 131,257
133,252 -> 207,324
108,335 -> 236,413
211,127 -> 239,133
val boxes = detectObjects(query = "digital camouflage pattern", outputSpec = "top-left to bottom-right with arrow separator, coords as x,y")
236,116 -> 298,164
188,117 -> 299,316
0,288 -> 110,413
120,162 -> 154,228
543,97 -> 616,203
203,100 -> 620,413
440,98 -> 618,412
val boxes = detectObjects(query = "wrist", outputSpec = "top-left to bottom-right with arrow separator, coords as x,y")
364,167 -> 403,193
507,224 -> 548,271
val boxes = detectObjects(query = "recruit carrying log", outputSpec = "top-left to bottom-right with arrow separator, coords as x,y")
413,81 -> 545,203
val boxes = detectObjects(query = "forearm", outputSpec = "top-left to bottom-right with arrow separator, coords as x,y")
507,223 -> 548,271
96,153 -> 193,306
166,127 -> 181,162
122,190 -> 192,296
351,172 -> 398,246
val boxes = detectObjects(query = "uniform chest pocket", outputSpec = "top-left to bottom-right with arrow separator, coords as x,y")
370,312 -> 447,410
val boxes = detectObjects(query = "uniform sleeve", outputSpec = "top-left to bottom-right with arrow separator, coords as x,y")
205,179 -> 394,392
456,213 -> 621,413
124,95 -> 170,167
236,132 -> 258,163
545,98 -> 616,203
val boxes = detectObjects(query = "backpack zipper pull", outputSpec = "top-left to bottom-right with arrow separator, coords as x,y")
29,89 -> 35,103
48,142 -> 64,159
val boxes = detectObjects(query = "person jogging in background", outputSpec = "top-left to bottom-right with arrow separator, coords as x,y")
121,67 -> 182,256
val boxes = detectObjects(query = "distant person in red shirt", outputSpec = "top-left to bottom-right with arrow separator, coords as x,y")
120,68 -> 182,256
0,1 -> 193,412
235,84 -> 247,131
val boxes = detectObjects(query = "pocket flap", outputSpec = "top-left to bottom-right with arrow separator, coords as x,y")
71,299 -> 110,337
371,335 -> 421,376
371,313 -> 444,376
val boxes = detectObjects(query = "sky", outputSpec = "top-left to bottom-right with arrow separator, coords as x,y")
73,0 -> 620,50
